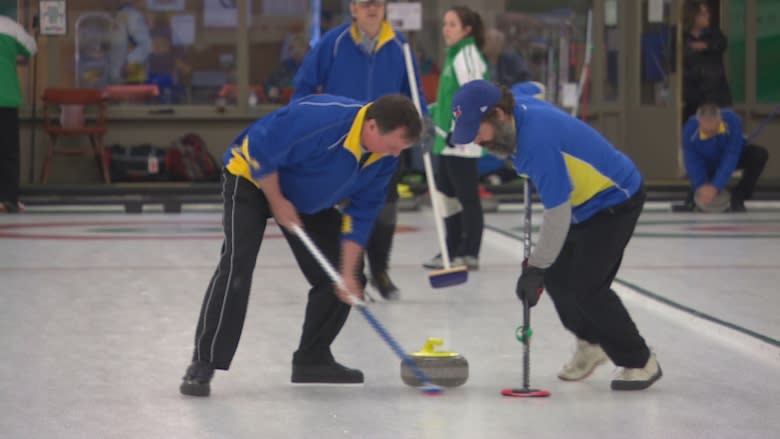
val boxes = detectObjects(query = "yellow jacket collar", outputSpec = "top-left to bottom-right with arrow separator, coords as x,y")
350,21 -> 396,52
343,103 -> 386,166
699,121 -> 727,140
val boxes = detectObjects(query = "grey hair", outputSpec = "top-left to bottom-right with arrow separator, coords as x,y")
696,104 -> 721,119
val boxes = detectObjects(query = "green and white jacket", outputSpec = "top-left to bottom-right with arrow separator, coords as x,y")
0,15 -> 37,108
431,36 -> 488,157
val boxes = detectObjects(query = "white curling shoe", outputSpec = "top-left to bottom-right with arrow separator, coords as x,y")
611,352 -> 662,391
557,338 -> 610,381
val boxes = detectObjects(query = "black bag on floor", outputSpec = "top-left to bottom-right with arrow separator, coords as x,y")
106,144 -> 169,182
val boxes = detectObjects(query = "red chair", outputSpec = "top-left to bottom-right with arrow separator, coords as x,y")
40,88 -> 111,184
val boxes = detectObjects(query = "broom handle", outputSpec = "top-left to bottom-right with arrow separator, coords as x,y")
29,18 -> 39,183
402,42 -> 452,270
745,104 -> 780,144
522,180 -> 532,389
571,9 -> 593,118
290,224 -> 436,387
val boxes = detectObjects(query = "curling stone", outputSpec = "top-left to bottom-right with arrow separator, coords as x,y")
695,189 -> 731,213
401,337 -> 468,388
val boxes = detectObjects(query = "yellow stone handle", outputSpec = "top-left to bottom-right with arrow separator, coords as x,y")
421,337 -> 443,353
412,337 -> 459,358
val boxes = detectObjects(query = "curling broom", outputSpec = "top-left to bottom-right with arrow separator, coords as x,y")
501,181 -> 550,398
402,42 -> 467,288
291,224 -> 442,395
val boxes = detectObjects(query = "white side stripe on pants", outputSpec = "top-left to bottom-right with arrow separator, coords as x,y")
195,173 -> 239,362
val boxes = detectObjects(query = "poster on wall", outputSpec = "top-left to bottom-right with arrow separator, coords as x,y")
605,0 -> 618,27
386,2 -> 421,31
39,0 -> 66,35
204,0 -> 252,28
648,0 -> 665,23
146,0 -> 186,12
171,14 -> 195,46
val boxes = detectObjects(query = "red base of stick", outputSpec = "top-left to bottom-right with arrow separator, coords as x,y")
501,387 -> 551,398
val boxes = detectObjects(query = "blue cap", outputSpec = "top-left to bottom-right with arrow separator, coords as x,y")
450,80 -> 501,145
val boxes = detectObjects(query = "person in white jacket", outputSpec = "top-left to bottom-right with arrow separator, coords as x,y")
109,0 -> 151,84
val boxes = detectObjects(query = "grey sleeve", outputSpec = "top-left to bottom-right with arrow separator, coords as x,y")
527,201 -> 571,269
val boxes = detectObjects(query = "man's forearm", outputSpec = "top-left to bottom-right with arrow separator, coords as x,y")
340,239 -> 363,281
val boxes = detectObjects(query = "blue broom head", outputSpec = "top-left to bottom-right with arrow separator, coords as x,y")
428,266 -> 468,288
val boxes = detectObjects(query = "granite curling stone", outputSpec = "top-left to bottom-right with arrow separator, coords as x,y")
401,338 -> 468,388
695,189 -> 731,213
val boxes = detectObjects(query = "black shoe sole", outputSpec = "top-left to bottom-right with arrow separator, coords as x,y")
610,365 -> 663,391
180,381 -> 210,396
291,365 -> 364,384
290,379 -> 365,385
291,373 -> 364,384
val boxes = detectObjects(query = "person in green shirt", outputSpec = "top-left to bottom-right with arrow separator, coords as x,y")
0,14 -> 36,213
424,6 -> 488,271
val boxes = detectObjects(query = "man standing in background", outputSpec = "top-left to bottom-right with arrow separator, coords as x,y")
293,0 -> 429,301
483,28 -> 529,87
0,14 -> 37,213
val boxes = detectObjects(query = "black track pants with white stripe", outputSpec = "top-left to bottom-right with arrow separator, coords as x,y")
192,172 -> 351,370
544,189 -> 650,368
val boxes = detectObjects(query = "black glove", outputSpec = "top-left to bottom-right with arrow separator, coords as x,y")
516,264 -> 546,307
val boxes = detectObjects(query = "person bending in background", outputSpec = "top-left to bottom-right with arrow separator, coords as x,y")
423,6 -> 488,272
179,94 -> 421,397
0,14 -> 36,213
451,80 -> 661,391
678,104 -> 768,212
293,0 -> 430,301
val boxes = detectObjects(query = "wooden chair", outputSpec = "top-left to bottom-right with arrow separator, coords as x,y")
40,88 -> 110,184
102,84 -> 160,104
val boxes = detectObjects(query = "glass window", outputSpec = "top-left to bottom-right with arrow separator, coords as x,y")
63,0 -> 238,107
726,0 -> 746,104
247,0 -> 308,108
639,0 -> 673,106
500,1 -> 593,107
756,0 -> 780,104
604,0 -> 619,102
